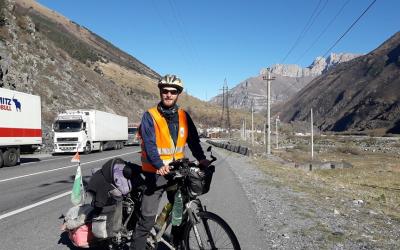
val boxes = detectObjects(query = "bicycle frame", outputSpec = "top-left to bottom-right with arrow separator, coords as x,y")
150,189 -> 219,250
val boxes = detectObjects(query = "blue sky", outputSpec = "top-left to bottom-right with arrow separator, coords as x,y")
37,0 -> 399,101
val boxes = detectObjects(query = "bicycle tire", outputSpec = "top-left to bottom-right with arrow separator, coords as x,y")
184,211 -> 241,250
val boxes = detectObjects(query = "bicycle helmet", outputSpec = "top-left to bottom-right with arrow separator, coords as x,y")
158,74 -> 184,93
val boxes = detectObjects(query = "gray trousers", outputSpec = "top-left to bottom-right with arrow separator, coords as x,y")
131,174 -> 182,250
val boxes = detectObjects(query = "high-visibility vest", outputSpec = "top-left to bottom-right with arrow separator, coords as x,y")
141,107 -> 188,173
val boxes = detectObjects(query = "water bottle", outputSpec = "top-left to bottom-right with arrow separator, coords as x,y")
171,190 -> 183,226
155,202 -> 173,228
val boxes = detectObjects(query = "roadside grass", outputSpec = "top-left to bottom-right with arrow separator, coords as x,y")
252,150 -> 399,247
255,148 -> 400,220
256,144 -> 400,216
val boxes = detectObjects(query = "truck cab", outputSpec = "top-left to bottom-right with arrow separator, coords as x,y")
53,110 -> 128,154
126,123 -> 140,146
53,111 -> 91,153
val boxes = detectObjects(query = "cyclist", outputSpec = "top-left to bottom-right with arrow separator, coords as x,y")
131,74 -> 210,250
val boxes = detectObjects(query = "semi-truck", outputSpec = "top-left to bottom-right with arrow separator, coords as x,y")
53,110 -> 128,154
125,123 -> 140,146
0,88 -> 42,167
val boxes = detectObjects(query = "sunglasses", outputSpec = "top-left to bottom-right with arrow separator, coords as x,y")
161,89 -> 179,95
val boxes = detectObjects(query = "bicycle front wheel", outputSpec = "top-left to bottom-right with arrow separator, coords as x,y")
184,211 -> 241,250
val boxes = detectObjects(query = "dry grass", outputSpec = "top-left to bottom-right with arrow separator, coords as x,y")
97,61 -> 158,94
257,148 -> 400,220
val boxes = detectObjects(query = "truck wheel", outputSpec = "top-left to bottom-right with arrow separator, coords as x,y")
99,143 -> 104,152
4,148 -> 18,167
84,143 -> 91,155
0,151 -> 3,168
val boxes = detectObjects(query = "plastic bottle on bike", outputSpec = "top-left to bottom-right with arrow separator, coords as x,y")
171,190 -> 183,226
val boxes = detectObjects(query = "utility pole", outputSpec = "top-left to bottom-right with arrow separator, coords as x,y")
243,81 -> 249,142
311,108 -> 314,161
219,85 -> 225,134
244,118 -> 247,141
275,116 -> 279,149
225,79 -> 231,138
251,100 -> 254,146
262,68 -> 276,155
219,79 -> 231,138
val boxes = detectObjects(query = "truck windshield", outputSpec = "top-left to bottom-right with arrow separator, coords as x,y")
128,127 -> 138,134
54,120 -> 83,132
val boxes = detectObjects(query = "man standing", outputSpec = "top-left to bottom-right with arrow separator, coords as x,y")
131,74 -> 210,249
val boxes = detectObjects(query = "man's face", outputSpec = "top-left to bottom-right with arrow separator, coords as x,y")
160,87 -> 179,107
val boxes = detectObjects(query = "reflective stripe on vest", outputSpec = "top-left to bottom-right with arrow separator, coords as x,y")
141,107 -> 188,173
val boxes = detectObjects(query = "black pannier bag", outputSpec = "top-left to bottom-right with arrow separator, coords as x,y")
86,158 -> 140,239
186,165 -> 215,197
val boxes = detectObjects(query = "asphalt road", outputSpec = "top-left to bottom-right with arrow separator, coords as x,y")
0,144 -> 265,250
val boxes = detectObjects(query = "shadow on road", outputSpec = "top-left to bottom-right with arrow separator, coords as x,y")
20,157 -> 41,164
38,175 -> 91,187
58,230 -> 175,250
58,231 -> 81,250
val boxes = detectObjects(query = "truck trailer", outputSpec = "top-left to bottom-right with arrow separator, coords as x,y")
0,88 -> 42,167
53,110 -> 128,154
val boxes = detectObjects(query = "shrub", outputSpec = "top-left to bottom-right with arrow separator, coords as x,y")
29,14 -> 99,64
336,145 -> 361,155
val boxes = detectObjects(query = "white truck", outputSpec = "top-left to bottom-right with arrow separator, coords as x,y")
0,88 -> 42,167
53,110 -> 128,154
125,122 -> 140,146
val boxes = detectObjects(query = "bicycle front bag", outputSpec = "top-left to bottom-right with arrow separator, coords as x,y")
187,165 -> 215,197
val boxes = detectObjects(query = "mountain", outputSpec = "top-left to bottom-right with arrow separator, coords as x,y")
210,53 -> 360,112
279,32 -> 400,135
0,0 -> 246,148
268,53 -> 361,77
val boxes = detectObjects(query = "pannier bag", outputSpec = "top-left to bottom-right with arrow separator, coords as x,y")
68,223 -> 94,248
86,158 -> 133,238
63,204 -> 94,230
187,165 -> 215,197
91,202 -> 122,239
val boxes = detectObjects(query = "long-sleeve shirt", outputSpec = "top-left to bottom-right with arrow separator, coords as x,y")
140,110 -> 206,169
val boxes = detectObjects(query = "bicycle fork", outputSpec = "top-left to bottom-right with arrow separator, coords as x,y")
187,201 -> 217,250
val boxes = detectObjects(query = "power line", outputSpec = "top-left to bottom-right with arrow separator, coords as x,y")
150,0 -> 193,69
281,0 -> 324,63
322,0 -> 377,58
167,0 -> 200,67
296,0 -> 351,63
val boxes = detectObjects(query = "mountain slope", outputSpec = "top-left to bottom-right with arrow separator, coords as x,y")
279,32 -> 400,135
210,53 -> 360,112
0,0 -> 247,148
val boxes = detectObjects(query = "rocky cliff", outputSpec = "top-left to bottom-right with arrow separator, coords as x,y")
210,53 -> 360,112
265,53 -> 361,77
279,32 -> 400,135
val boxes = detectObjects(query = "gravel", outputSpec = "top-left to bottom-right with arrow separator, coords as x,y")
214,147 -> 400,250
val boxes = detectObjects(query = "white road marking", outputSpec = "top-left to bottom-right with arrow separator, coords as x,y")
0,191 -> 71,221
0,150 -> 140,183
0,150 -> 142,220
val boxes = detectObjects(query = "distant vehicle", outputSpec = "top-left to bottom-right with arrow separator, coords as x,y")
53,110 -> 128,154
0,88 -> 42,167
125,123 -> 140,146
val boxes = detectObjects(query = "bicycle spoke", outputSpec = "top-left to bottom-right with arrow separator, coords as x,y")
186,215 -> 236,249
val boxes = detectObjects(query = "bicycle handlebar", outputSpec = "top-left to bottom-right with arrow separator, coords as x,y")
124,146 -> 217,178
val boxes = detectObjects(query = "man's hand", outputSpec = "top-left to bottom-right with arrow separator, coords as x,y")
199,159 -> 211,168
156,165 -> 170,176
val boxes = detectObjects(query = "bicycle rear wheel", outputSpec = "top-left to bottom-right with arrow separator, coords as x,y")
184,211 -> 241,250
